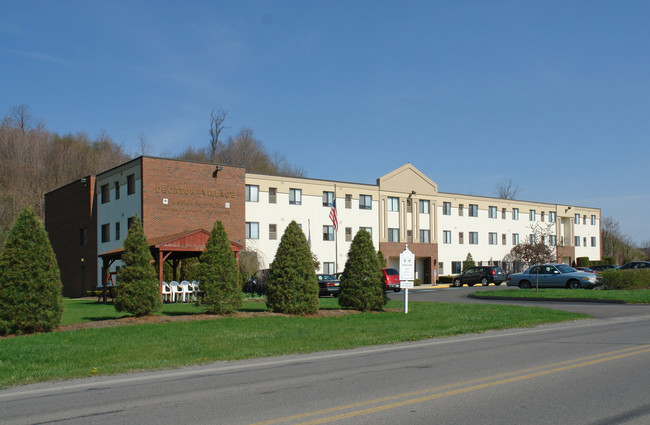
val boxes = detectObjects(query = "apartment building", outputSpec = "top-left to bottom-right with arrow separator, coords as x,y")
45,157 -> 601,297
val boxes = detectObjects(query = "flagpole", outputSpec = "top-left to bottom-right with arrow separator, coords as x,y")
334,183 -> 338,273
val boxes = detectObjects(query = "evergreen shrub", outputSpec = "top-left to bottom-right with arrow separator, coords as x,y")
0,208 -> 63,335
266,221 -> 318,314
339,229 -> 386,311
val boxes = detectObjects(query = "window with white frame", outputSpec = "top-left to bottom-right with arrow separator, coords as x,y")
269,224 -> 277,240
469,204 -> 478,217
541,211 -> 545,222
387,197 -> 399,212
289,188 -> 302,205
530,234 -> 536,244
323,225 -> 334,241
452,261 -> 462,274
459,232 -> 464,244
489,206 -> 497,219
489,232 -> 498,245
246,222 -> 259,239
583,215 -> 587,225
420,229 -> 431,243
442,202 -> 451,215
513,233 -> 519,245
469,232 -> 478,244
575,236 -> 581,246
345,227 -> 352,242
458,204 -> 464,216
269,187 -> 277,203
529,210 -> 536,221
502,208 -> 506,219
549,235 -> 557,246
419,200 -> 430,214
388,228 -> 399,242
245,185 -> 259,202
323,262 -> 335,274
575,213 -> 580,224
513,208 -> 519,220
591,237 -> 597,247
443,230 -> 451,244
549,211 -> 556,222
322,191 -> 334,207
345,194 -> 352,208
591,215 -> 596,225
359,194 -> 372,210
502,233 -> 507,245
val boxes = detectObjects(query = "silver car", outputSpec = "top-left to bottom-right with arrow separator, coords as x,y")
507,264 -> 598,289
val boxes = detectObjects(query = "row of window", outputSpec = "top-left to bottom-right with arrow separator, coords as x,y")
245,222 -> 374,241
100,174 -> 136,204
441,202 -> 598,225
99,217 -> 137,243
441,230 -> 597,247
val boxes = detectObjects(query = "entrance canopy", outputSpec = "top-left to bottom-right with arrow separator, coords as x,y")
98,229 -> 243,303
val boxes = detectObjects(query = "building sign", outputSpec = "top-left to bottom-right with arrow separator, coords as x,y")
155,185 -> 236,198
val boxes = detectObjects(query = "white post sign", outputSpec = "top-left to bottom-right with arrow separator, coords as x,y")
399,244 -> 415,314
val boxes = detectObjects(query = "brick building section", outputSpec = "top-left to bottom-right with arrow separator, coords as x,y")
379,242 -> 438,284
141,157 -> 246,246
44,176 -> 97,297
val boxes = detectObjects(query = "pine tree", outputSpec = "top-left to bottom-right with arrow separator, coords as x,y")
462,253 -> 476,272
0,208 -> 63,335
339,229 -> 386,311
196,221 -> 242,314
266,220 -> 319,314
113,216 -> 161,316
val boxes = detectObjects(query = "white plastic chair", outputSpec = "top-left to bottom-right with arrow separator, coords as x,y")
191,281 -> 200,300
170,281 -> 183,302
162,281 -> 172,302
180,280 -> 193,302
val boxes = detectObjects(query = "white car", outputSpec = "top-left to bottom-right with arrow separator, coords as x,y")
507,264 -> 598,289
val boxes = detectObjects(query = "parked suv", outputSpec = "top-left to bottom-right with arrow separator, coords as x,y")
452,266 -> 505,287
382,268 -> 401,292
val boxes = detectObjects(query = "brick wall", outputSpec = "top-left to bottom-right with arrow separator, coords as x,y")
44,176 -> 97,297
379,241 -> 438,284
141,157 -> 246,246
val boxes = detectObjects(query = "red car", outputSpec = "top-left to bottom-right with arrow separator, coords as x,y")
382,268 -> 401,292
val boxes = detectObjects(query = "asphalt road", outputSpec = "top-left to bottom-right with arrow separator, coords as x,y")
2,286 -> 649,425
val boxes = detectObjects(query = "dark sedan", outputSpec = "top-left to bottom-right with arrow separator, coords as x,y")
317,274 -> 340,297
452,266 -> 505,287
507,264 -> 598,289
618,261 -> 650,270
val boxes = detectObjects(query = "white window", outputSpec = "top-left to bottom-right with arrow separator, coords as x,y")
420,229 -> 430,243
387,197 -> 399,212
469,204 -> 478,217
549,235 -> 557,246
529,210 -> 536,221
269,224 -> 277,240
246,222 -> 259,239
268,187 -> 277,203
513,233 -> 519,245
443,230 -> 451,244
591,237 -> 597,247
549,211 -> 556,222
359,194 -> 372,210
345,227 -> 352,242
529,234 -> 536,244
323,262 -> 335,274
489,232 -> 498,245
575,213 -> 581,224
502,234 -> 507,245
322,191 -> 334,207
575,236 -> 581,246
591,215 -> 596,225
419,200 -> 430,214
245,185 -> 259,202
513,208 -> 519,220
289,188 -> 302,205
442,202 -> 451,215
360,227 -> 372,237
458,204 -> 464,216
488,206 -> 497,219
541,211 -> 545,222
469,232 -> 479,244
388,228 -> 399,242
458,232 -> 464,244
323,225 -> 334,241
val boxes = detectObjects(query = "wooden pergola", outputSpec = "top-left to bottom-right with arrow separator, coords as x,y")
98,229 -> 243,304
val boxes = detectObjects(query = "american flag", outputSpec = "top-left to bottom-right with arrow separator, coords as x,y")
329,200 -> 338,231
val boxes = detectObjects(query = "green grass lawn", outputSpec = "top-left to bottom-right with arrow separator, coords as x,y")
0,298 -> 589,388
472,288 -> 650,303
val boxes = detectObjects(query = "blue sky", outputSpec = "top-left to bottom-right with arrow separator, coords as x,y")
2,1 -> 649,245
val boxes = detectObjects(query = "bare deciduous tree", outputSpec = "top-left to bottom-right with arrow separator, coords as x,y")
509,222 -> 556,266
494,178 -> 520,199
209,109 -> 227,163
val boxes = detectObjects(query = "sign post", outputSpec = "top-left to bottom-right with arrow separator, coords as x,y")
399,244 -> 415,314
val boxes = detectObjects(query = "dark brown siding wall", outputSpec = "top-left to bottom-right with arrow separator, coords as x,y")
44,177 -> 97,297
141,157 -> 245,246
